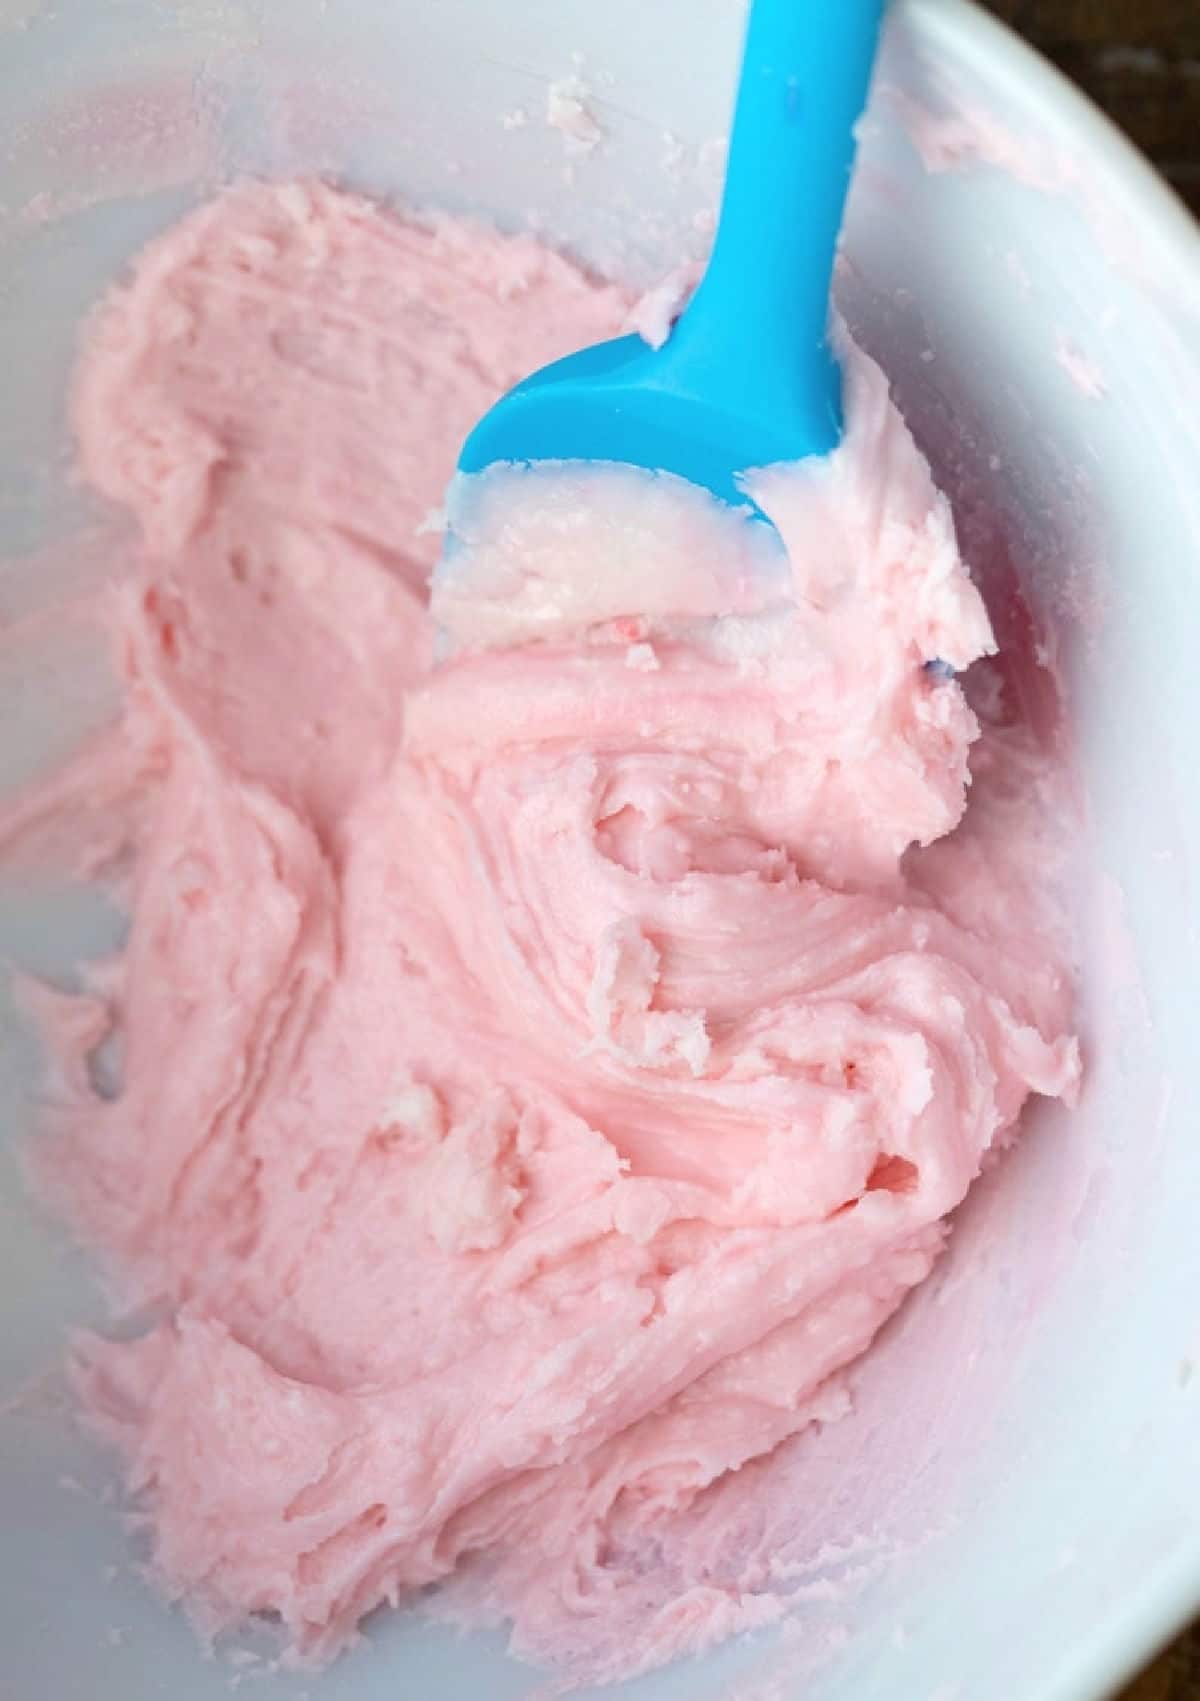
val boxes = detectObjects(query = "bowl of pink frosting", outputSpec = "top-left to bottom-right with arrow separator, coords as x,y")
1,3 -> 1199,1700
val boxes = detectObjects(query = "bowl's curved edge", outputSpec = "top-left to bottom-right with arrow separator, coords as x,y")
896,6 -> 1200,1700
904,0 -> 1200,305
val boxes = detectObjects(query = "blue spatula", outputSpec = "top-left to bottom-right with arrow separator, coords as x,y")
457,0 -> 886,515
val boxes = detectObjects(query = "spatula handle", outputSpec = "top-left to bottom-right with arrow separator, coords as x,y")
672,0 -> 886,450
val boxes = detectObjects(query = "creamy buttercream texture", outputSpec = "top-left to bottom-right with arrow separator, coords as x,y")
25,181 -> 1077,1684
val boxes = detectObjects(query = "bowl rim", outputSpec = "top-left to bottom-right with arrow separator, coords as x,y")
908,0 -> 1200,306
898,7 -> 1200,1699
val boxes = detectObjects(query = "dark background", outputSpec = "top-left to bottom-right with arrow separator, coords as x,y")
980,0 -> 1200,213
977,6 -> 1199,1698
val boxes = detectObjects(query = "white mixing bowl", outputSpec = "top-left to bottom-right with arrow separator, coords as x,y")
2,3 -> 1198,1699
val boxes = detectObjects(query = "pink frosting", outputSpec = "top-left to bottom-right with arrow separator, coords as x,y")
26,180 -> 1077,1684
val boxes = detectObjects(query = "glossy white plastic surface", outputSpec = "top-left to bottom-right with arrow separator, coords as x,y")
2,4 -> 1198,1699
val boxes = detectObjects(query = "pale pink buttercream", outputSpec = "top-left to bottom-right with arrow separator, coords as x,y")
22,180 -> 1077,1685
